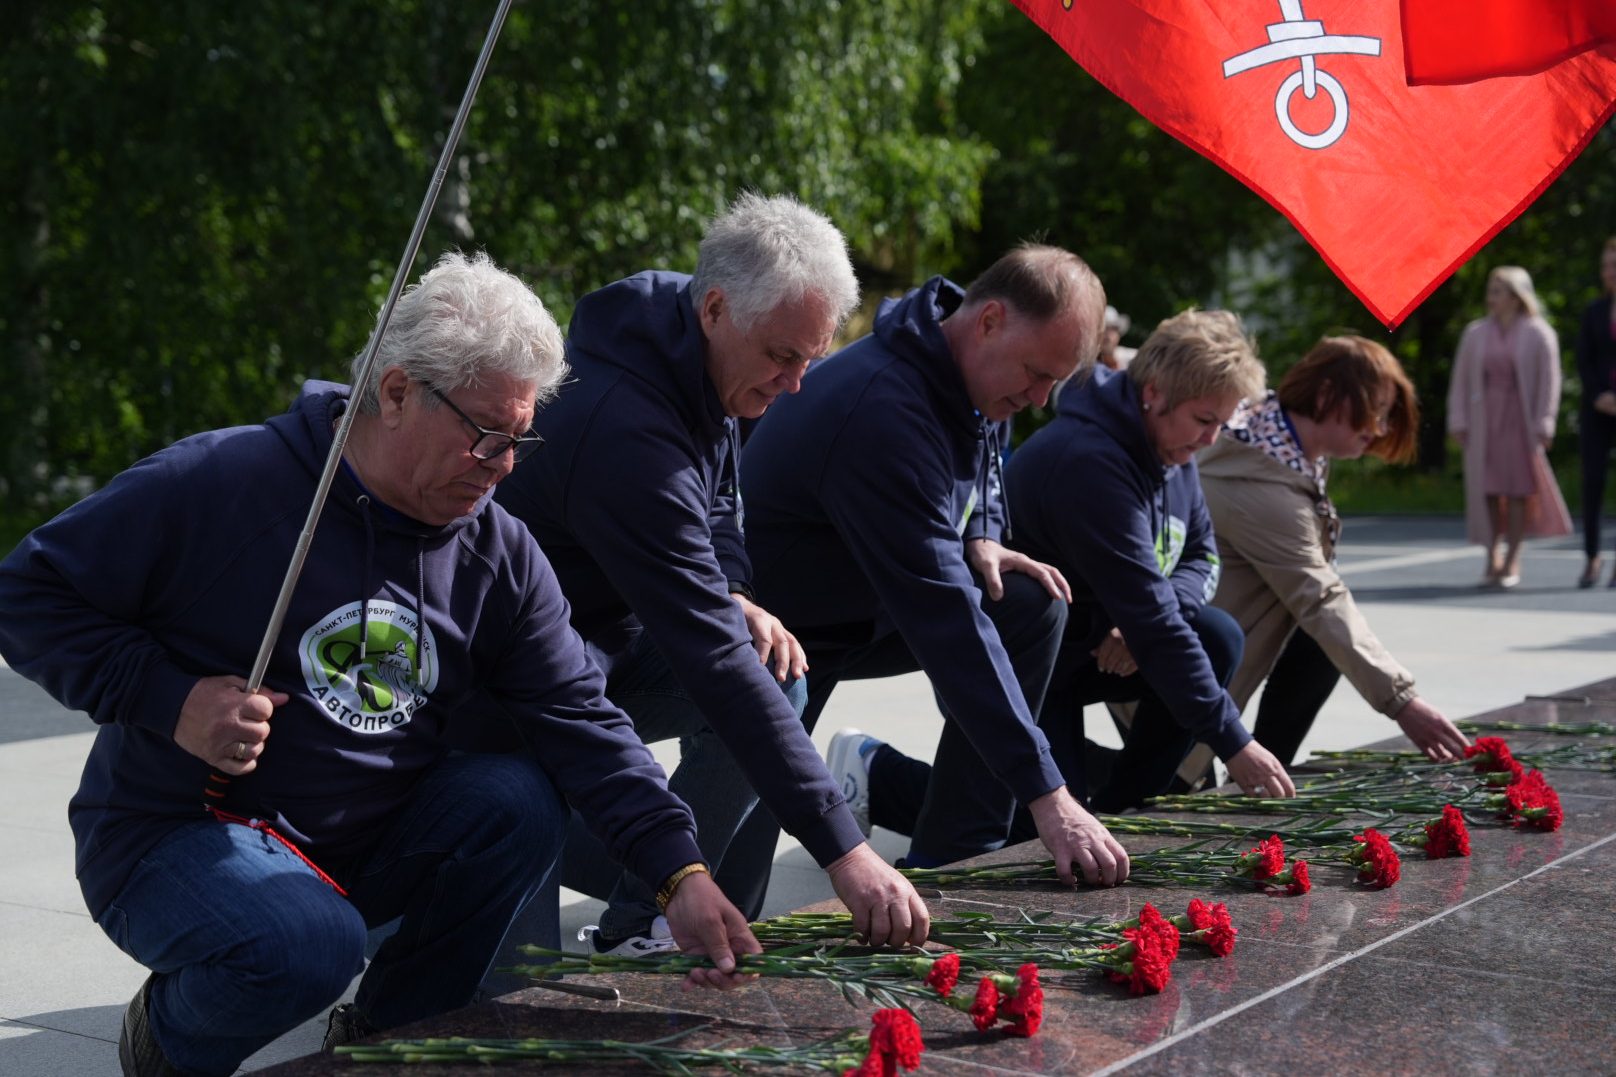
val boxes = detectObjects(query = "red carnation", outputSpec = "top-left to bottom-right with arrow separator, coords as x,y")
1349,829 -> 1402,888
1422,805 -> 1472,859
1465,736 -> 1524,780
1503,770 -> 1563,831
867,1008 -> 924,1071
1184,899 -> 1238,957
1000,963 -> 1045,1038
1268,858 -> 1310,895
923,952 -> 960,998
968,976 -> 1000,1032
1106,926 -> 1173,995
1235,835 -> 1286,880
1137,902 -> 1181,961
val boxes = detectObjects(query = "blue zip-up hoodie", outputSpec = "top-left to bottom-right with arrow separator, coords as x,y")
1005,367 -> 1251,761
741,277 -> 1065,805
497,270 -> 866,866
494,271 -> 862,867
0,382 -> 701,918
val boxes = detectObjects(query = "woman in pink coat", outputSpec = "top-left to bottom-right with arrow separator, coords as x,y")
1446,266 -> 1572,588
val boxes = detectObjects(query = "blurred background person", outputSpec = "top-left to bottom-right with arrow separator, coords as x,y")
1199,335 -> 1472,767
1051,304 -> 1133,408
1575,237 -> 1616,587
1446,266 -> 1570,589
1101,304 -> 1136,370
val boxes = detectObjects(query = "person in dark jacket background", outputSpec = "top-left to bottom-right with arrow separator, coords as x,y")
736,244 -> 1132,886
846,310 -> 1296,823
1576,236 -> 1616,587
0,253 -> 757,1077
496,194 -> 928,958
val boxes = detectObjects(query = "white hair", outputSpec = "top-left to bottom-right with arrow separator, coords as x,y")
351,250 -> 567,414
688,192 -> 859,331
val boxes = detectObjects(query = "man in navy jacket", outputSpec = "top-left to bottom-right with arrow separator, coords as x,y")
497,194 -> 927,953
736,245 -> 1131,882
0,253 -> 755,1077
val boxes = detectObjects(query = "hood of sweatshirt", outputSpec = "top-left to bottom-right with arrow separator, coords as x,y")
872,276 -> 982,438
565,271 -> 729,442
1057,364 -> 1172,485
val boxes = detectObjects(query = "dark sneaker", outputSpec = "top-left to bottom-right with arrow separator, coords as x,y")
118,974 -> 184,1077
578,914 -> 677,957
322,1002 -> 379,1052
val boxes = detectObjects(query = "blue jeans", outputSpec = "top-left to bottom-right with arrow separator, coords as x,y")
95,753 -> 564,1076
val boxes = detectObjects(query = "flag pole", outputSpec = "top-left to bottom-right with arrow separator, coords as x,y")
244,0 -> 515,694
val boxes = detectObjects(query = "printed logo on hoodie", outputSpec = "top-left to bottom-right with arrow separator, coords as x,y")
1155,515 -> 1188,576
298,601 -> 439,733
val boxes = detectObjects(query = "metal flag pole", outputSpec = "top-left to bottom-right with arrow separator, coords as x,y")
243,0 -> 514,694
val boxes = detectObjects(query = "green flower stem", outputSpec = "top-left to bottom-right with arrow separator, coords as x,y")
508,943 -> 1024,1013
1459,719 -> 1616,737
1310,744 -> 1609,773
337,1026 -> 871,1071
753,909 -> 1152,952
900,843 -> 1300,893
1099,813 -> 1443,856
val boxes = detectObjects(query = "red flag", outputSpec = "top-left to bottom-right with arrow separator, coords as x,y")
1402,1 -> 1616,85
1011,0 -> 1616,326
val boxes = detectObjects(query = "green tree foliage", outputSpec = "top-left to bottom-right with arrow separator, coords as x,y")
4,0 -> 1614,546
1,0 -> 996,533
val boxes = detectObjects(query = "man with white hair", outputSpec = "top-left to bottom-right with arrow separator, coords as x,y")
0,252 -> 757,1077
497,194 -> 930,956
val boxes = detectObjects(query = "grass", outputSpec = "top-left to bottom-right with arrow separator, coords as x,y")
1329,453 -> 1600,516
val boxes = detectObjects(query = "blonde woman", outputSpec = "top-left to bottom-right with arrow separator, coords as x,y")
1446,266 -> 1571,587
1200,336 -> 1471,766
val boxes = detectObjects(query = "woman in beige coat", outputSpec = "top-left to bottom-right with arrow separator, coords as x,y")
1446,266 -> 1571,588
1199,336 -> 1471,765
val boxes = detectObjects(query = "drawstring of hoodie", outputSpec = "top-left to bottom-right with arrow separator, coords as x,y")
357,494 -> 374,659
978,420 -> 1013,542
726,421 -> 745,530
414,538 -> 427,681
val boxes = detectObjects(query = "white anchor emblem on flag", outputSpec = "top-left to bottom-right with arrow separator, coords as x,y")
1223,0 -> 1382,150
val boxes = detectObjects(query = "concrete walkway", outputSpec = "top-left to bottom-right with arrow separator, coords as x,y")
1,515 -> 1611,1074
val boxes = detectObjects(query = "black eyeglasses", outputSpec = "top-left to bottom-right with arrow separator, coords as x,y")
426,385 -> 544,462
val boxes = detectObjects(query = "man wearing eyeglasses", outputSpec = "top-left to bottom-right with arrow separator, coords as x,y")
495,194 -> 928,962
0,252 -> 758,1077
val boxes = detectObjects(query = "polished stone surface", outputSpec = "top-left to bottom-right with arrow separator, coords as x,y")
259,678 -> 1616,1075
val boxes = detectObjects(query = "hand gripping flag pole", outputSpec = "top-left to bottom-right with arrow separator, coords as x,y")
206,0 -> 515,814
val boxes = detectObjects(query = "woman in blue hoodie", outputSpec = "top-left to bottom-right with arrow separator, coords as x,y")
1010,310 -> 1295,810
837,311 -> 1294,824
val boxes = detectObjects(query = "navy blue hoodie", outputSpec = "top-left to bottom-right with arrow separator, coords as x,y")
1005,367 -> 1251,761
0,382 -> 701,917
495,271 -> 862,867
741,277 -> 1065,805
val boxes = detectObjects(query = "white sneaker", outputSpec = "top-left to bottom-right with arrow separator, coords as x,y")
579,914 -> 678,957
827,728 -> 880,838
